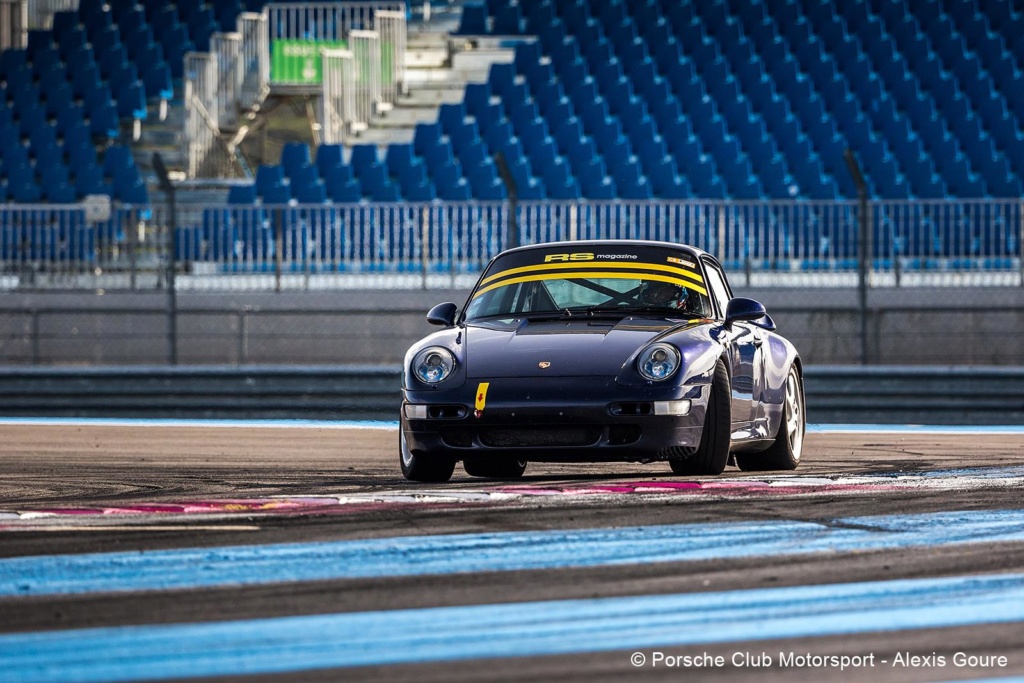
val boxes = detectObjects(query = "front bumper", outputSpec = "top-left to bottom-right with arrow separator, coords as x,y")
402,377 -> 708,463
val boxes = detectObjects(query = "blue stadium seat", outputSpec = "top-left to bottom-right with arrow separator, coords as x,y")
228,184 -> 258,204
74,163 -> 111,197
350,144 -> 380,174
455,3 -> 488,35
432,162 -> 472,201
281,142 -> 312,177
325,171 -> 363,203
492,2 -> 524,34
256,164 -> 287,197
315,143 -> 344,170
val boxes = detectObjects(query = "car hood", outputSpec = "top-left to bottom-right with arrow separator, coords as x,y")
464,317 -> 702,378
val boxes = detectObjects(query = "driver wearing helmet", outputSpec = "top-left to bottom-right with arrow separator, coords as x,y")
640,280 -> 689,310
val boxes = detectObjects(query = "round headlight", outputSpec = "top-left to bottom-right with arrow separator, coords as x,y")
413,347 -> 456,384
638,343 -> 681,381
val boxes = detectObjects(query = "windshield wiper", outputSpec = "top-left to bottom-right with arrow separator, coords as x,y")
522,307 -> 582,321
485,306 -> 688,322
594,306 -> 699,317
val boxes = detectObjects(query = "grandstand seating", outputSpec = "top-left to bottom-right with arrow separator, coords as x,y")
226,0 -> 1023,205
0,0 -> 180,205
3,0 -> 1024,206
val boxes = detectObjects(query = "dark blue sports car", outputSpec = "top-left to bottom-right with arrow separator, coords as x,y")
400,240 -> 805,482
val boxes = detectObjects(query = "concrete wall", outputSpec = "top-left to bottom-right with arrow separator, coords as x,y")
1,286 -> 1023,365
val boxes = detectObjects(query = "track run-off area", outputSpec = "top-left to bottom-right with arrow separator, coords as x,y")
1,420 -> 1023,682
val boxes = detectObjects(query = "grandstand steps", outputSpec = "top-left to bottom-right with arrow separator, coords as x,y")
406,32 -> 450,69
450,42 -> 517,82
132,94 -> 187,182
350,32 -> 516,148
407,2 -> 463,36
150,187 -> 229,207
401,88 -> 470,107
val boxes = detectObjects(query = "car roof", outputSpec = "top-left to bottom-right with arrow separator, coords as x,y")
497,239 -> 711,259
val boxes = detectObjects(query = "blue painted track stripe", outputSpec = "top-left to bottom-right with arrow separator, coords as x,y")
808,424 -> 1024,434
2,572 -> 1024,682
5,509 -> 1024,597
1,418 -> 1023,433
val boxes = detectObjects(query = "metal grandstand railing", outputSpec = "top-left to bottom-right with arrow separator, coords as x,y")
351,29 -> 382,120
1,200 -> 1021,291
238,11 -> 271,109
184,52 -> 225,179
374,8 -> 407,106
317,8 -> 407,143
17,0 -> 74,30
267,1 -> 405,43
266,1 -> 406,103
184,12 -> 269,178
321,47 -> 356,144
0,0 -> 27,50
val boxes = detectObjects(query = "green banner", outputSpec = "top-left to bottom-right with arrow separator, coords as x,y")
271,39 -> 347,85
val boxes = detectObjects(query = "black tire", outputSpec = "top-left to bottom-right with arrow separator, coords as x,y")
399,416 -> 456,482
464,456 -> 527,479
670,359 -> 731,475
736,366 -> 805,472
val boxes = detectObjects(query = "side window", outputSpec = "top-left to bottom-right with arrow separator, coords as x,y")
701,261 -> 732,320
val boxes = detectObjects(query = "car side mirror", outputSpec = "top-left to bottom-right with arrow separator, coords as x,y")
753,313 -> 777,331
725,297 -> 768,325
427,302 -> 458,327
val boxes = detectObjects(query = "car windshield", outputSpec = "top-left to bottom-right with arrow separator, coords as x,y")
464,244 -> 714,321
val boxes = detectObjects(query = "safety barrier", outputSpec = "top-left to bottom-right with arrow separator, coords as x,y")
174,202 -> 507,289
0,366 -> 401,420
0,204 -> 158,286
2,200 -> 1021,290
0,365 -> 1019,424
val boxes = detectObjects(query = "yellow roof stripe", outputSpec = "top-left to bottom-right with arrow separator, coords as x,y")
472,271 -> 709,298
479,260 -> 705,287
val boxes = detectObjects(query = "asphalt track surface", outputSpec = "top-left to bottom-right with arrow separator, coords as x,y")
1,422 -> 1023,682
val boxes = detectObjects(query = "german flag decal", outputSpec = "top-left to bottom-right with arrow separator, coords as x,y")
474,382 -> 490,418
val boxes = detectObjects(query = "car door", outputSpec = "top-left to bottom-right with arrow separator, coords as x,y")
702,260 -> 763,436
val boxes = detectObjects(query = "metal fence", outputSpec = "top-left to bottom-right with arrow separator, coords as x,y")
1,199 -> 1022,291
0,204 -> 160,290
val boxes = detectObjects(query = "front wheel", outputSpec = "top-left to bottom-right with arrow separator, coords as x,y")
399,417 -> 455,482
670,359 -> 731,476
464,456 -> 527,479
736,366 -> 805,471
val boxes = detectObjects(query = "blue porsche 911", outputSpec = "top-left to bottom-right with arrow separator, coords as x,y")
400,240 -> 805,482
